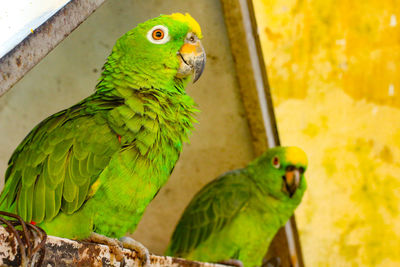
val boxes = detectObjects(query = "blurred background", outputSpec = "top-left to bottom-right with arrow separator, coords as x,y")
1,0 -> 399,266
253,0 -> 400,266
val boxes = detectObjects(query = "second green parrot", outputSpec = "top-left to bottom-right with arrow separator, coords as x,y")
166,146 -> 307,267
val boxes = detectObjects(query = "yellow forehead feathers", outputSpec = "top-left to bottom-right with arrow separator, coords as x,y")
285,147 -> 308,167
167,13 -> 203,39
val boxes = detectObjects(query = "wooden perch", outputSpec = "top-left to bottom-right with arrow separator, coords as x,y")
0,225 -> 228,267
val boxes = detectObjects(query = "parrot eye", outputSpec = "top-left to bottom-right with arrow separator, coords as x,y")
147,25 -> 170,44
187,33 -> 197,43
152,29 -> 164,40
272,156 -> 280,169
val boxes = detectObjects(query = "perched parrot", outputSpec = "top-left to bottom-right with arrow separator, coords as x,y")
166,146 -> 307,267
0,13 -> 205,263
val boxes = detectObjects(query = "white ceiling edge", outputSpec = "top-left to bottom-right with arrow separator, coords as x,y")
0,0 -> 71,58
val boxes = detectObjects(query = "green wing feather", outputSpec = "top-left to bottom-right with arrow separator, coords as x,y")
166,169 -> 252,257
0,95 -> 123,223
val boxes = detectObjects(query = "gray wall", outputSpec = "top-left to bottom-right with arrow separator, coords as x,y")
0,0 -> 254,254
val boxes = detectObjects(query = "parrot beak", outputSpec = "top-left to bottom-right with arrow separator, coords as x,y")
283,166 -> 301,197
176,33 -> 206,83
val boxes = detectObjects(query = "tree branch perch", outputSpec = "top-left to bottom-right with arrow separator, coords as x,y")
0,225 -> 228,267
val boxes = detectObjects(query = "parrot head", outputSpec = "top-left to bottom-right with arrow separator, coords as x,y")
249,146 -> 307,200
106,13 -> 205,90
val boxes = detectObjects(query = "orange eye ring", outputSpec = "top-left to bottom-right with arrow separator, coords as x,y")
152,29 -> 164,40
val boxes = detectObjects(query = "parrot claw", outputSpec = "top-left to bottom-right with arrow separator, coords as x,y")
218,259 -> 244,267
86,233 -> 150,266
119,236 -> 151,267
85,232 -> 125,261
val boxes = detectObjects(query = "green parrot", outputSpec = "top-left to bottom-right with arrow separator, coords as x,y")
166,146 -> 307,267
0,13 -> 205,263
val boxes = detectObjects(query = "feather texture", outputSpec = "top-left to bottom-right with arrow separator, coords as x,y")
0,13 -> 201,240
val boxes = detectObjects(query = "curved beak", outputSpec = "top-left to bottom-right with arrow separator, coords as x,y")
176,38 -> 206,83
283,166 -> 301,197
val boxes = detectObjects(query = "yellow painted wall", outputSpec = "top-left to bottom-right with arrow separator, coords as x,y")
253,0 -> 400,266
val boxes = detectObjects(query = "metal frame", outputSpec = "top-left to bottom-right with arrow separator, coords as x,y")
0,0 -> 106,96
220,0 -> 305,266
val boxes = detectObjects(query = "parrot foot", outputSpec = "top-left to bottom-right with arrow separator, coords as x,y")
119,236 -> 151,267
85,232 -> 125,262
218,259 -> 244,267
262,257 -> 281,267
85,233 -> 150,266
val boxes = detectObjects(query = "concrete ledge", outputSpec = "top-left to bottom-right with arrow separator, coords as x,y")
0,0 -> 106,96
